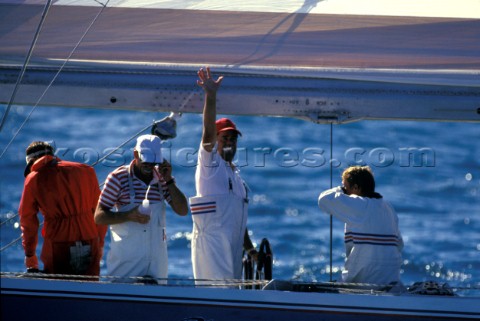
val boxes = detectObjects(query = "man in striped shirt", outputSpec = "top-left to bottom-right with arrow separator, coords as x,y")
318,166 -> 403,286
95,134 -> 188,281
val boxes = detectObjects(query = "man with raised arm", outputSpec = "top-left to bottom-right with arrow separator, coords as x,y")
190,67 -> 257,281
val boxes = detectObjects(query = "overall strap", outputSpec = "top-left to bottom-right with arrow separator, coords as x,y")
127,163 -> 135,205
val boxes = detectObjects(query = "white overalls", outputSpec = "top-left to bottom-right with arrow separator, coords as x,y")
190,144 -> 248,280
107,165 -> 168,281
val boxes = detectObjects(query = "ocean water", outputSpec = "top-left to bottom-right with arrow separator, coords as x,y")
1,106 -> 479,295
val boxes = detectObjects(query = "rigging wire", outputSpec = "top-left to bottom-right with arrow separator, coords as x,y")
0,0 -> 192,254
0,91 -> 188,241
0,122 -> 147,249
91,123 -> 152,167
329,123 -> 333,282
0,0 -> 53,133
1,107 -> 187,244
0,3 -> 197,258
0,222 -> 43,252
0,106 -> 38,160
0,0 -> 112,245
91,91 -> 193,168
0,214 -> 18,227
0,0 -> 111,159
0,113 -> 170,229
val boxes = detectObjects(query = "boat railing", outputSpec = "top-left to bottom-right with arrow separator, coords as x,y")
3,271 -> 477,297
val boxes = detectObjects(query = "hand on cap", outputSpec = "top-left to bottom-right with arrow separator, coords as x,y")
157,160 -> 173,181
197,67 -> 223,95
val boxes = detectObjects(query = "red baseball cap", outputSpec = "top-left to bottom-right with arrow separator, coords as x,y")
216,118 -> 242,136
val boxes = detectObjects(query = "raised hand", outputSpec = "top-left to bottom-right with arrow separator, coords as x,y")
197,66 -> 223,95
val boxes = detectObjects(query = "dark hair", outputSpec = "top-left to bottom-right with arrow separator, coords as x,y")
24,141 -> 54,177
26,141 -> 54,158
342,166 -> 381,198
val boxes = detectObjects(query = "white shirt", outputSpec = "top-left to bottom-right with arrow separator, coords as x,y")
318,186 -> 403,285
195,143 -> 246,198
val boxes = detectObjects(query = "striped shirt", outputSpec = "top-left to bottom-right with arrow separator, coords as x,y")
99,161 -> 171,209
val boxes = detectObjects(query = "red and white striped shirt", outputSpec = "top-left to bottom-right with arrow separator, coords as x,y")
99,161 -> 171,209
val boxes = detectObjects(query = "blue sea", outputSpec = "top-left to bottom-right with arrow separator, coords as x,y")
1,106 -> 478,295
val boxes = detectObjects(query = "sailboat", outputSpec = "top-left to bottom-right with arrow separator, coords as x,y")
1,1 -> 479,320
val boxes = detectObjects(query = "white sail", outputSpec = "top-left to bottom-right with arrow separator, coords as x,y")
0,0 -> 479,123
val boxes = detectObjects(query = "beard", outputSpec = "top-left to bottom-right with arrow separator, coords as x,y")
221,146 -> 235,162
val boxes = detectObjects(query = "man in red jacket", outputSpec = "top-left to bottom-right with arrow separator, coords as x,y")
19,141 -> 107,276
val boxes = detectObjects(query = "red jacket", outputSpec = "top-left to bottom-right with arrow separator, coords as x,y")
19,155 -> 107,274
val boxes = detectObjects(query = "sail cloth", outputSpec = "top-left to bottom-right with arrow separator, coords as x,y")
30,0 -> 480,18
2,0 -> 479,68
0,0 -> 479,122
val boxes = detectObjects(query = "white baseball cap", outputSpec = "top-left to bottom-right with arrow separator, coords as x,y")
135,135 -> 163,163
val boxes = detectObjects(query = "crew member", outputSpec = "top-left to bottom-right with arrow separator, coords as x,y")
19,141 -> 107,276
95,134 -> 188,281
190,67 -> 257,281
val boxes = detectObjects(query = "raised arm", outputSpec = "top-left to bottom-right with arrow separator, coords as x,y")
197,67 -> 223,152
318,186 -> 368,224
